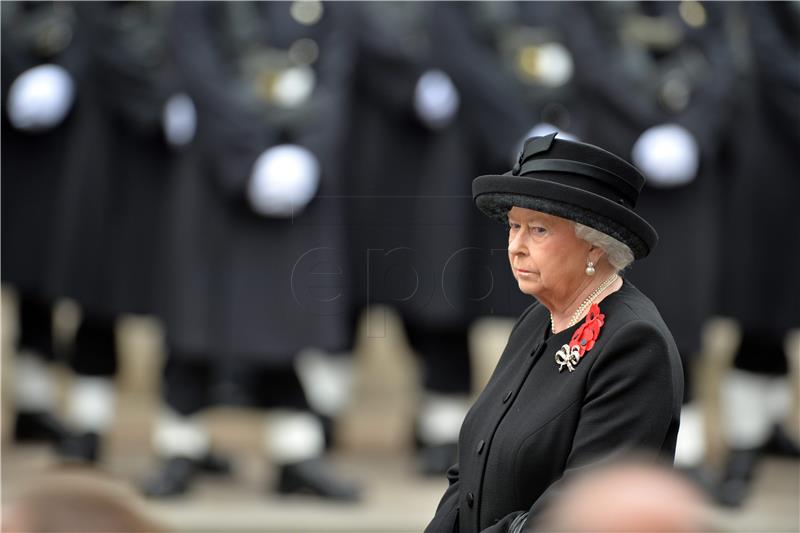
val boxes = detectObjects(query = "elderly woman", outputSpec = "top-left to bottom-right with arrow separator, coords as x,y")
425,133 -> 683,533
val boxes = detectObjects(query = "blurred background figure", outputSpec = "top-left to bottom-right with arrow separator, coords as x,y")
713,1 -> 800,508
531,459 -> 714,532
340,1 -> 479,476
142,0 -> 359,500
2,1 -> 81,448
2,470 -> 165,533
44,1 -> 185,465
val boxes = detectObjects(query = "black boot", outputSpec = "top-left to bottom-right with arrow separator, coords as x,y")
56,431 -> 101,464
763,425 -> 800,458
676,464 -> 717,495
276,457 -> 361,501
13,411 -> 68,444
141,452 -> 233,498
713,448 -> 761,508
319,414 -> 335,451
142,457 -> 198,498
195,450 -> 234,475
419,443 -> 458,476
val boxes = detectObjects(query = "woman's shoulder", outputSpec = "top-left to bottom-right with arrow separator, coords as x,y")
604,280 -> 672,338
591,280 -> 682,375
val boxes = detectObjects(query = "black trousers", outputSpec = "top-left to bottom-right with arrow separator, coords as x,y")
162,347 -> 310,417
18,292 -> 119,376
70,313 -> 118,377
405,319 -> 472,395
17,291 -> 55,361
732,327 -> 789,376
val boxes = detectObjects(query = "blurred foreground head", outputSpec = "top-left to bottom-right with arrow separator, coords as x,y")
534,460 -> 713,532
3,469 -> 165,533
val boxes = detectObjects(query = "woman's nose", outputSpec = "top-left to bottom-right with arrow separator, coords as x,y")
508,229 -> 526,256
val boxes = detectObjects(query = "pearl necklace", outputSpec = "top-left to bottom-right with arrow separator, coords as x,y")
550,273 -> 618,333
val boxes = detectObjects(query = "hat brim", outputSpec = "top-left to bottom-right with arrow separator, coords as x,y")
473,174 -> 658,259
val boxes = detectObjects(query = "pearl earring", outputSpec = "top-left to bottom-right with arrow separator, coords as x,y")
585,260 -> 596,276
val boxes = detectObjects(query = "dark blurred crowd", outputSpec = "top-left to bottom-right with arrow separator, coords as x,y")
2,0 -> 798,510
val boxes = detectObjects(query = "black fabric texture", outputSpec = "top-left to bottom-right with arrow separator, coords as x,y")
70,314 -> 118,377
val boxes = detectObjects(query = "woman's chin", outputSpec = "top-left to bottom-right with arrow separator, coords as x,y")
516,279 -> 541,297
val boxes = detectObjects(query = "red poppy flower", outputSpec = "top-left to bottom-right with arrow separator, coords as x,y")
569,304 -> 605,358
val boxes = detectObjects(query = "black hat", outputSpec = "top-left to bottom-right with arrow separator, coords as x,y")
473,132 -> 658,259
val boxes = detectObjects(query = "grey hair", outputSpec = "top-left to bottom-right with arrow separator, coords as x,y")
574,222 -> 635,272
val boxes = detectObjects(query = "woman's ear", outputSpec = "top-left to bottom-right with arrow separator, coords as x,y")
588,247 -> 605,264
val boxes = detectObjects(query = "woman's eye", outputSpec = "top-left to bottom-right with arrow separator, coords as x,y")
508,222 -> 520,230
530,226 -> 547,235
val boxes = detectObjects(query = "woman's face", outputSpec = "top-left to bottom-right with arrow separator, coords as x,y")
507,206 -> 592,306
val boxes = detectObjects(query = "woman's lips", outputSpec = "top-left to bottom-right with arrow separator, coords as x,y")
515,268 -> 533,276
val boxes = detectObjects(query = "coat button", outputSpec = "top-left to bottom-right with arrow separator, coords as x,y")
476,440 -> 485,454
466,491 -> 475,508
502,391 -> 513,403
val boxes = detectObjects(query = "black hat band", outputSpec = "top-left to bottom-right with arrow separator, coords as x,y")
516,159 -> 640,208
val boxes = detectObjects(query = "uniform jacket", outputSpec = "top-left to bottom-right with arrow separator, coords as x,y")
719,2 -> 800,337
161,2 -> 355,360
341,2 -> 479,333
425,280 -> 683,533
46,2 -> 177,317
1,1 -> 83,297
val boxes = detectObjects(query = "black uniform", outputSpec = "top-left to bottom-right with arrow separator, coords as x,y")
2,3 -> 83,443
1,2 -> 83,362
48,2 -> 176,320
709,3 -> 800,508
720,1 -> 800,365
426,281 -> 683,533
2,1 -> 81,292
42,2 -> 179,385
162,2 -> 352,367
342,2 -> 479,394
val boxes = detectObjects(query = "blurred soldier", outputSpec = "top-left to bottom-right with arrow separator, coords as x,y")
340,2 -> 495,475
563,1 -> 738,477
142,1 -> 359,500
45,2 -> 190,463
2,1 -> 81,445
714,1 -> 800,508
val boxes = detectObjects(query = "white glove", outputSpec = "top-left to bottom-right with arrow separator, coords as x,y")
414,69 -> 459,130
6,64 -> 75,131
532,42 -> 574,88
162,93 -> 197,147
272,66 -> 316,108
632,123 -> 700,188
247,144 -> 320,217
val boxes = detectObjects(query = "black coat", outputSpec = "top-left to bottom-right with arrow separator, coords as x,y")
46,2 -> 177,317
1,2 -> 83,298
425,281 -> 683,533
341,3 -> 481,332
161,2 -> 354,361
718,2 -> 800,336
